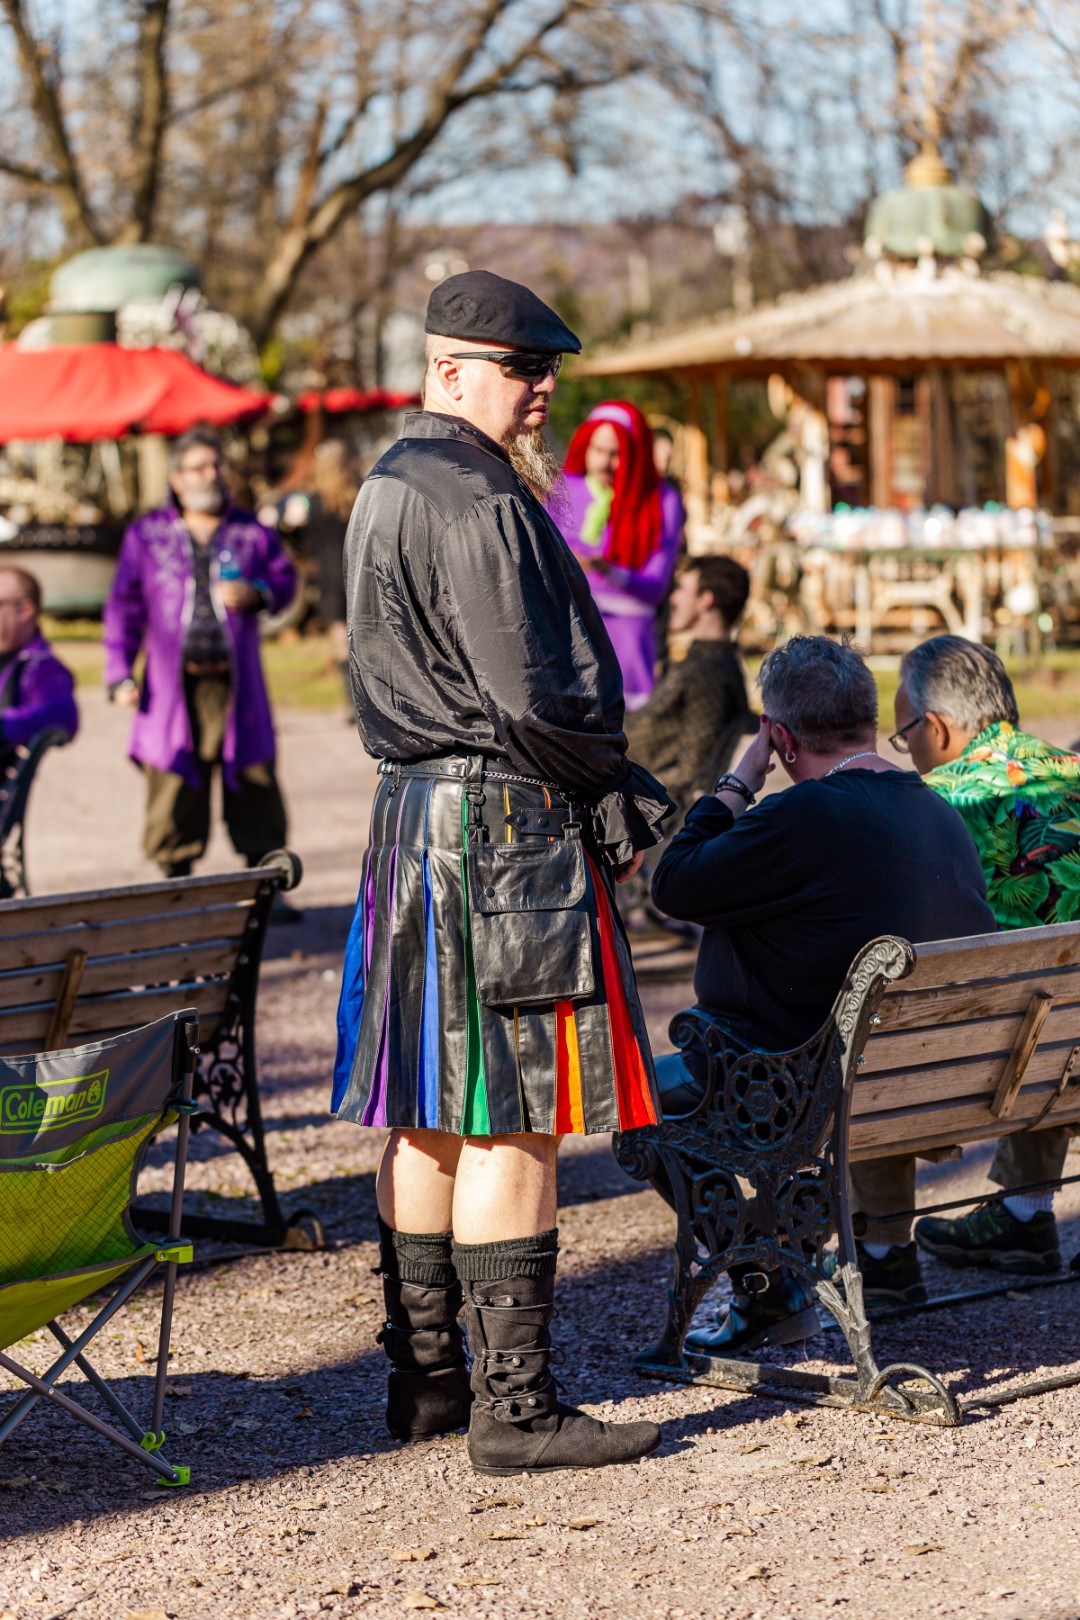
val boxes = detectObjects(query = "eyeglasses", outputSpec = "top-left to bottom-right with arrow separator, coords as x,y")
888,714 -> 925,753
446,350 -> 563,382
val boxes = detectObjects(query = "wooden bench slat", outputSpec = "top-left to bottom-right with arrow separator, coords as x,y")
860,996 -> 1080,1076
853,1035 -> 1080,1115
0,979 -> 232,1051
875,963 -> 1080,1032
0,870 -> 272,942
896,923 -> 1080,993
849,1079 -> 1080,1157
0,903 -> 252,970
0,939 -> 240,1009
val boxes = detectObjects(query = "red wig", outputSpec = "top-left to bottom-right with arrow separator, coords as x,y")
563,401 -> 662,571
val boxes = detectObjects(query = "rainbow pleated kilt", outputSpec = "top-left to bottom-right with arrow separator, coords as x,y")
333,757 -> 659,1136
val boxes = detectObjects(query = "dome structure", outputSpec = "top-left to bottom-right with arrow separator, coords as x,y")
49,244 -> 201,314
864,143 -> 993,262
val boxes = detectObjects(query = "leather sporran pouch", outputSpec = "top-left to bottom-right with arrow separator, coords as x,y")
465,837 -> 596,1008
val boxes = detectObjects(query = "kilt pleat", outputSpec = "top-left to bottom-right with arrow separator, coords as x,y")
334,765 -> 659,1137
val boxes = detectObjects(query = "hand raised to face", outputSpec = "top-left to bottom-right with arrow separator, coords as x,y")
732,714 -> 777,796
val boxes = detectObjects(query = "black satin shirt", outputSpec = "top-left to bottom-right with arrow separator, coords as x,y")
344,411 -> 625,794
343,412 -> 673,860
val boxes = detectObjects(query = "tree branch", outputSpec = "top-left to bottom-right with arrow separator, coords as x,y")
116,0 -> 171,243
245,0 -> 617,342
0,0 -> 101,244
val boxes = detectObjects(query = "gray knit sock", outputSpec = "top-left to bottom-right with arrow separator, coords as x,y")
452,1228 -> 559,1282
378,1217 -> 456,1287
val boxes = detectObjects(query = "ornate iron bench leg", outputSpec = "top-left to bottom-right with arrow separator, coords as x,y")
135,863 -> 324,1252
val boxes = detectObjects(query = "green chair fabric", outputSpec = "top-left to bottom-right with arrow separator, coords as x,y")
0,1011 -> 197,1485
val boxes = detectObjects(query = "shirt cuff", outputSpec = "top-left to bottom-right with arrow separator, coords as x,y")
588,758 -> 676,866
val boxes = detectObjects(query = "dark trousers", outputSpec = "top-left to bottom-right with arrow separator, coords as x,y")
143,673 -> 287,877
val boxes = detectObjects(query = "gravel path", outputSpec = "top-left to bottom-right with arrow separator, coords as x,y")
2,695 -> 1079,1620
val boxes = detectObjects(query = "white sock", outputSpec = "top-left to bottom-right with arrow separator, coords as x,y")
1002,1193 -> 1053,1222
863,1241 -> 893,1260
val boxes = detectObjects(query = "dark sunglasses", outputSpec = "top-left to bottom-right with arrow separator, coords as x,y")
447,350 -> 563,382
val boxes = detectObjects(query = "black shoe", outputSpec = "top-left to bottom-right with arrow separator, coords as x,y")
460,1270 -> 661,1476
914,1203 -> 1061,1275
856,1241 -> 927,1308
685,1269 -> 819,1356
1071,1251 -> 1080,1273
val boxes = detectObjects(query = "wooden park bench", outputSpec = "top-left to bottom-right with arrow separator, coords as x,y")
0,727 -> 72,899
0,850 -> 319,1250
615,923 -> 1080,1428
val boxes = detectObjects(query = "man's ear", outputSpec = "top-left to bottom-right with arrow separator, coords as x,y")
430,355 -> 464,401
924,711 -> 952,753
771,720 -> 796,758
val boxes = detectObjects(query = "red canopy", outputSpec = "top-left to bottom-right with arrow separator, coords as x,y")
296,386 -> 419,414
0,344 -> 270,442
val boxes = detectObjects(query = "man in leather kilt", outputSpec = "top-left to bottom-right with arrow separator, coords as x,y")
334,270 -> 673,1475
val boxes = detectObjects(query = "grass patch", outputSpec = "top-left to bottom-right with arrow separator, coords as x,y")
41,619 -> 1080,725
45,623 -> 347,711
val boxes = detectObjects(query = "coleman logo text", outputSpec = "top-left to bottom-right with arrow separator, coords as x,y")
0,1070 -> 108,1135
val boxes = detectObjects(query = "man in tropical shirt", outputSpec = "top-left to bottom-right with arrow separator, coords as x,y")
887,633 -> 1077,1279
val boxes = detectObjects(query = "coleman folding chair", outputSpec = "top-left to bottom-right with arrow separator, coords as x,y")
0,1010 -> 199,1485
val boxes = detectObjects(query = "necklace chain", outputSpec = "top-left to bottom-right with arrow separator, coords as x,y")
824,750 -> 878,778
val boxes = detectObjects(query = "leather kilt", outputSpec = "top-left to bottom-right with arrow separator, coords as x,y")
333,754 -> 659,1137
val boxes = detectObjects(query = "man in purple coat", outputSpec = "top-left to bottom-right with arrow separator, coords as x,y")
0,566 -> 78,766
104,430 -> 295,879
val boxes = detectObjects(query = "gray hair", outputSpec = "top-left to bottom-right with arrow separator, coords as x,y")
758,635 -> 878,752
168,429 -> 222,471
900,636 -> 1018,733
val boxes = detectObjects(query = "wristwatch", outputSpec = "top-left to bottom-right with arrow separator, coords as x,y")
714,772 -> 756,805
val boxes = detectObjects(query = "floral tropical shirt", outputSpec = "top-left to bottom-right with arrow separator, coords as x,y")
925,721 -> 1080,929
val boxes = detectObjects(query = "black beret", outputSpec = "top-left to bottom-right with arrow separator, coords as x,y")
425,269 -> 581,355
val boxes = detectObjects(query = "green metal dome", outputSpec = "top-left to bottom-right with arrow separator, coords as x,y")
50,244 -> 201,313
865,145 -> 993,261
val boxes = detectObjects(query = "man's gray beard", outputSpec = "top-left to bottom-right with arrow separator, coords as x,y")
505,428 -> 566,512
183,486 -> 225,515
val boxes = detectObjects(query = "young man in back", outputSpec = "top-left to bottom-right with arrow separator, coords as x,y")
626,555 -> 752,829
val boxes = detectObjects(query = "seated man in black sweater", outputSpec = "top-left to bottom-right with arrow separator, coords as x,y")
652,635 -> 995,1349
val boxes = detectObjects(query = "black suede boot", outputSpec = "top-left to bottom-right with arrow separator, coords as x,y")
454,1230 -> 661,1476
377,1219 -> 472,1441
684,1264 -> 819,1356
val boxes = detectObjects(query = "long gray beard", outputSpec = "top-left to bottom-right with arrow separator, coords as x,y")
505,428 -> 565,511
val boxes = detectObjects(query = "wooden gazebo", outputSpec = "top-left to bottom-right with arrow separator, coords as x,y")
576,155 -> 1080,535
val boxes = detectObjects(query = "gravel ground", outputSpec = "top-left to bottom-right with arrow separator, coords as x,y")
2,694 -> 1079,1620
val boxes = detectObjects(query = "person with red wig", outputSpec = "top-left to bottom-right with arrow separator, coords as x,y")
559,401 -> 684,709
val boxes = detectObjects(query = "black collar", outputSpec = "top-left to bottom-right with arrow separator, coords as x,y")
401,410 -> 510,465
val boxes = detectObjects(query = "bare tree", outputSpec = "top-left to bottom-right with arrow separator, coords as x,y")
0,0 -> 662,345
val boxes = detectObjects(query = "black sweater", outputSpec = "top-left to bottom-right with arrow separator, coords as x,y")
652,769 -> 997,1050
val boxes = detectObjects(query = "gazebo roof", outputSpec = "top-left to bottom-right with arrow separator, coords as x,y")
576,263 -> 1080,377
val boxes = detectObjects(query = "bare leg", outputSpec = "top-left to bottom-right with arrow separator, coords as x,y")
452,1134 -> 559,1242
376,1128 -> 464,1233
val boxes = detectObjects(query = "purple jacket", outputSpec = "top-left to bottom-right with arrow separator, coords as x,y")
103,501 -> 295,788
0,631 -> 79,751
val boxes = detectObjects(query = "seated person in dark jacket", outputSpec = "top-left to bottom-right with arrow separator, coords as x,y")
0,566 -> 78,773
626,555 -> 752,828
651,635 -> 996,1350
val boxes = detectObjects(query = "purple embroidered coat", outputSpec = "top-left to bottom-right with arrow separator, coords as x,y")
0,631 -> 79,750
103,501 -> 295,788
